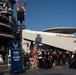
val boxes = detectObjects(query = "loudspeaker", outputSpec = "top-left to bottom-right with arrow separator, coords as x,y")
17,10 -> 24,21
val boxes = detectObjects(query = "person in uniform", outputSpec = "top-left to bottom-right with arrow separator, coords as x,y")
38,50 -> 42,68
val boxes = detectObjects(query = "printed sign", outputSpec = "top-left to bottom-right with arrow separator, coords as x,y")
10,40 -> 23,72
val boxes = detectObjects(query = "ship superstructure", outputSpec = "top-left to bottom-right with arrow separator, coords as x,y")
0,0 -> 17,60
22,27 -> 76,53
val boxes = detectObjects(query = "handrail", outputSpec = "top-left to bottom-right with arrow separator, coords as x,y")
0,32 -> 13,35
0,22 -> 11,27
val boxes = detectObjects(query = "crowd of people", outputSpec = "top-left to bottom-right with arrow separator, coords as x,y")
32,48 -> 76,69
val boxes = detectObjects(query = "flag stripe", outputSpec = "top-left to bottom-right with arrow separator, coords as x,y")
32,45 -> 38,67
32,45 -> 38,56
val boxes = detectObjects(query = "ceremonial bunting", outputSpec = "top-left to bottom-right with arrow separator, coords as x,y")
16,1 -> 26,11
22,3 -> 26,6
16,1 -> 21,7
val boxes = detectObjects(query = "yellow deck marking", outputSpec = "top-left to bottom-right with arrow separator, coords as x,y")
55,66 -> 63,69
0,64 -> 8,66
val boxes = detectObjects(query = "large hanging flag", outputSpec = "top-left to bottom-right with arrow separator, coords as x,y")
32,44 -> 38,68
32,45 -> 38,56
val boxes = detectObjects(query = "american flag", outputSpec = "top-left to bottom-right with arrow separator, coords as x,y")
32,45 -> 38,56
32,45 -> 38,67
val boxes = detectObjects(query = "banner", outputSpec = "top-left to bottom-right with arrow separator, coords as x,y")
10,40 -> 23,72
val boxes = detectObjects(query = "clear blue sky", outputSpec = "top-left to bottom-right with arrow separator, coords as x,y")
15,0 -> 76,31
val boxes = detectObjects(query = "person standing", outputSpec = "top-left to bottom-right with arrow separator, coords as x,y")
38,50 -> 42,68
0,54 -> 4,64
52,50 -> 57,66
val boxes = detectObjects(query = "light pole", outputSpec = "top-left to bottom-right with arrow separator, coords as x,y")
16,1 -> 26,69
17,10 -> 24,48
17,10 -> 25,68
